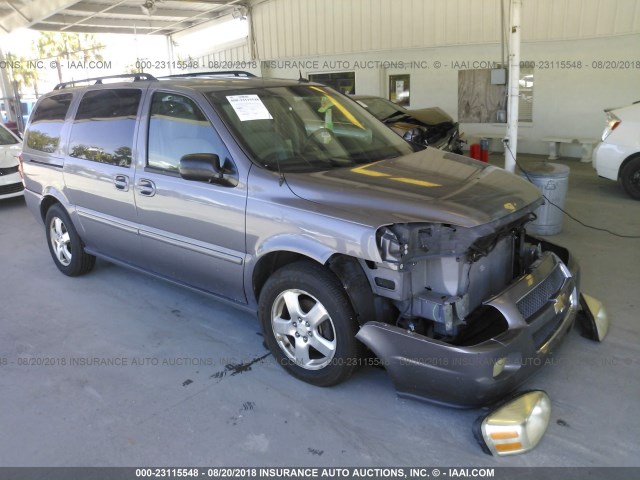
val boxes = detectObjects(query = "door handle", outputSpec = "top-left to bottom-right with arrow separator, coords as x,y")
114,174 -> 130,192
136,178 -> 156,197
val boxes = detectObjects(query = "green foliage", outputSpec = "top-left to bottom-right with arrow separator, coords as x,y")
7,32 -> 106,89
25,130 -> 60,153
36,32 -> 105,63
5,52 -> 38,95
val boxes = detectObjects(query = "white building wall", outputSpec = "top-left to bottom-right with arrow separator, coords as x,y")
260,34 -> 640,157
250,0 -> 640,58
192,0 -> 640,156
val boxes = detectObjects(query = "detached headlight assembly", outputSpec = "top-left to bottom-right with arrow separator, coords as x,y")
579,293 -> 609,342
473,390 -> 551,456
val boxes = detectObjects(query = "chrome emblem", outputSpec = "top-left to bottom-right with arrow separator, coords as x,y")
553,292 -> 568,314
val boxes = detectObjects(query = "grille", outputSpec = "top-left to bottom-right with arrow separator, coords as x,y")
0,182 -> 24,195
0,165 -> 19,175
533,315 -> 563,349
517,266 -> 565,322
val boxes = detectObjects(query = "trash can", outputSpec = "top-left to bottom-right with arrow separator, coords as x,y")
519,163 -> 570,236
479,138 -> 490,163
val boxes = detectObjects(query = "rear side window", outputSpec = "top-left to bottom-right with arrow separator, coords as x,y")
25,93 -> 73,153
69,89 -> 142,167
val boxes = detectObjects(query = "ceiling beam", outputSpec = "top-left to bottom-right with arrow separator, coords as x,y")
41,14 -> 189,29
28,23 -> 159,35
65,2 -> 223,19
60,0 -> 129,31
0,0 -> 243,36
7,2 -> 32,23
0,0 -> 78,33
148,0 -> 243,35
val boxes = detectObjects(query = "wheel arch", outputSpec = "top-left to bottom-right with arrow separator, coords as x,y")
39,187 -> 72,222
252,250 -> 394,327
252,250 -> 323,305
40,195 -> 61,222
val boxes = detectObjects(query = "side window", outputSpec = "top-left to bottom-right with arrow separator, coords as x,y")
147,92 -> 229,172
25,93 -> 72,153
68,89 -> 141,167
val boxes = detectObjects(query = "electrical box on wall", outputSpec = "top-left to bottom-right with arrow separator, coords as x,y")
491,68 -> 507,85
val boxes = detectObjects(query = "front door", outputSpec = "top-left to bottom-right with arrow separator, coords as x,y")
134,90 -> 247,303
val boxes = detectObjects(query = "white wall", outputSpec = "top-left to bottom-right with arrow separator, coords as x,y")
261,34 -> 640,156
191,1 -> 640,157
250,0 -> 640,58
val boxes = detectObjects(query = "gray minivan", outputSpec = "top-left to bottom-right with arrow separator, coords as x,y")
21,73 -> 606,423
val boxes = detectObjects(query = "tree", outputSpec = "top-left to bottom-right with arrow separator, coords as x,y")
6,32 -> 106,95
36,32 -> 105,83
5,52 -> 39,96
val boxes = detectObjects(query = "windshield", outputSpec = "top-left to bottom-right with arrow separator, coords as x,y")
207,85 -> 414,172
356,97 -> 406,121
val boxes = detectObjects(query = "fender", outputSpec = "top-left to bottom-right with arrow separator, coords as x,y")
38,187 -> 86,237
244,234 -> 336,307
255,233 -> 337,265
41,185 -> 71,211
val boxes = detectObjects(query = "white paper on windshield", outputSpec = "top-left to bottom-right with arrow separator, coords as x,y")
226,94 -> 273,121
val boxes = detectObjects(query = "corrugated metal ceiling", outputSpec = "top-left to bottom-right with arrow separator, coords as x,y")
0,0 -> 244,35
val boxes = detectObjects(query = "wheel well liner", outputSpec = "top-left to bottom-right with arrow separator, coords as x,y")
40,195 -> 60,221
252,251 -> 312,302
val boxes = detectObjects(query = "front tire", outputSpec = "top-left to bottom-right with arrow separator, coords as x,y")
259,261 -> 361,387
45,204 -> 96,276
620,157 -> 640,200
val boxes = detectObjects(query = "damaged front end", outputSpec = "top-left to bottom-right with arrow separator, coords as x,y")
356,213 -> 606,408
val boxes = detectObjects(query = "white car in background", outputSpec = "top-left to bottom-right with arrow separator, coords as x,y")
0,123 -> 24,200
593,102 -> 640,199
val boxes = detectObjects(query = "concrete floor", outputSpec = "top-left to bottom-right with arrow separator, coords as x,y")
0,155 -> 638,467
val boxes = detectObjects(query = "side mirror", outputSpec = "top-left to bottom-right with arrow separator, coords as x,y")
179,153 -> 237,186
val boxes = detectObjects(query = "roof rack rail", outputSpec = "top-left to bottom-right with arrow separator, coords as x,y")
163,70 -> 257,79
54,73 -> 158,90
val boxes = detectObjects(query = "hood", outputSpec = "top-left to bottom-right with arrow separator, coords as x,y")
284,148 -> 542,228
405,107 -> 455,126
0,144 -> 21,168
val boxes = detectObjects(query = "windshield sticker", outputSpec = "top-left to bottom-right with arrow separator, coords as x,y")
226,94 -> 273,121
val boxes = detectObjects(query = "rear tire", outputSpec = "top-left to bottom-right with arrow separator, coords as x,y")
620,157 -> 640,200
45,204 -> 96,276
259,261 -> 361,387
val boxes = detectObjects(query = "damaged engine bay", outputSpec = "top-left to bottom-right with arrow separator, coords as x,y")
366,212 -> 547,344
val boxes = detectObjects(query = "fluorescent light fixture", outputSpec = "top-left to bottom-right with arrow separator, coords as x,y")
141,0 -> 157,16
232,6 -> 248,20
